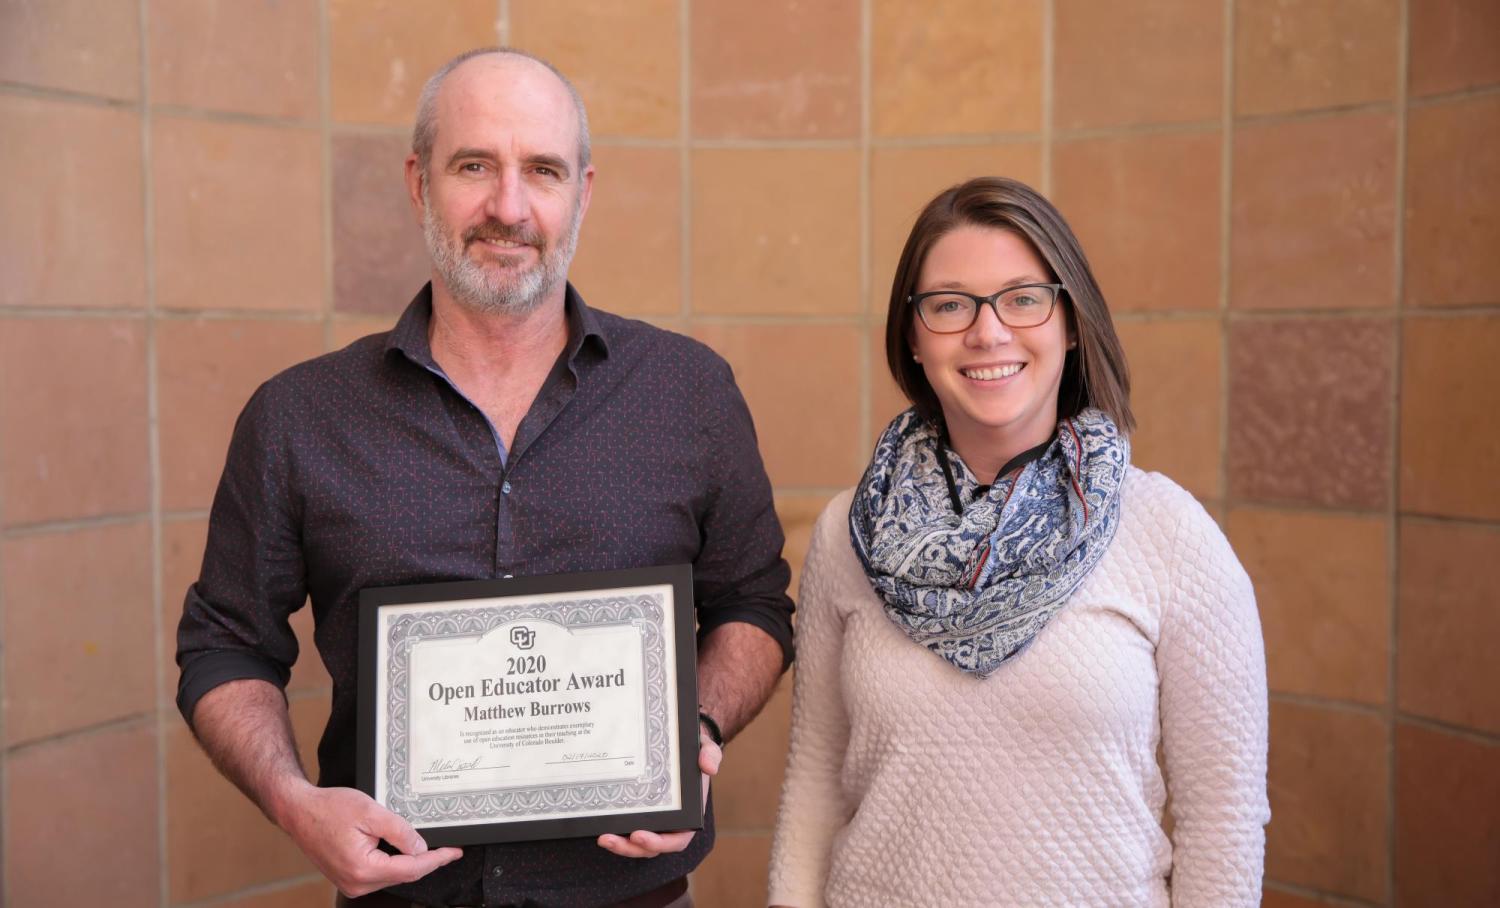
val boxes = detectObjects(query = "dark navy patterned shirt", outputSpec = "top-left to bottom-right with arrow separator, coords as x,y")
176,284 -> 794,908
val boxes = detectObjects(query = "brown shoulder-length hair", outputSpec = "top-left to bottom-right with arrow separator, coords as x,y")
886,176 -> 1134,435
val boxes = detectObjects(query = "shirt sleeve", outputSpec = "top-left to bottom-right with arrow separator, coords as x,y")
691,357 -> 796,668
175,382 -> 308,728
1156,490 -> 1270,908
767,496 -> 854,908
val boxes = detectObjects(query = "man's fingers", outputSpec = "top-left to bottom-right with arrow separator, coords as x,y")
597,833 -> 653,858
379,846 -> 465,883
629,829 -> 692,854
698,736 -> 722,775
360,803 -> 428,856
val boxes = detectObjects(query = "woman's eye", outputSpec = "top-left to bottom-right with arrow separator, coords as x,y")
1010,295 -> 1039,308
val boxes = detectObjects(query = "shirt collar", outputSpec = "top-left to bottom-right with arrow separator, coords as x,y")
385,282 -> 611,371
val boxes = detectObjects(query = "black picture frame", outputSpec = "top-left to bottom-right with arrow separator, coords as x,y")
357,564 -> 701,847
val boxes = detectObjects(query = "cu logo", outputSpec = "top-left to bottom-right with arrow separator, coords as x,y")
509,626 -> 537,650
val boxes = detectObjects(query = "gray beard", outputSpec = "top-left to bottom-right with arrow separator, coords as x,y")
421,188 -> 582,317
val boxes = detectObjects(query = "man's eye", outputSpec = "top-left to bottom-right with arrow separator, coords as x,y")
535,166 -> 560,179
460,162 -> 487,174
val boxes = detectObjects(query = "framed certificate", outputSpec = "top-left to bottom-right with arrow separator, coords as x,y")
356,565 -> 701,847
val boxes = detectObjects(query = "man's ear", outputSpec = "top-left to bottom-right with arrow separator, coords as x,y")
576,163 -> 596,223
403,154 -> 426,224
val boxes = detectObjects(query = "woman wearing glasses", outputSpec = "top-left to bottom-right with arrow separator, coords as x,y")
768,177 -> 1267,907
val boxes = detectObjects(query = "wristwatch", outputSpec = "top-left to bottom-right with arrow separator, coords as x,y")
698,709 -> 724,748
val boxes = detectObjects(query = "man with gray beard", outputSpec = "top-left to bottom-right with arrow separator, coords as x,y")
175,48 -> 794,908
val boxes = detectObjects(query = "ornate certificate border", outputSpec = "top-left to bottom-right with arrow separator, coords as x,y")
356,565 -> 700,847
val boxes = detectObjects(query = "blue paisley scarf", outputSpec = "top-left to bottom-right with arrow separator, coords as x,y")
849,407 -> 1129,678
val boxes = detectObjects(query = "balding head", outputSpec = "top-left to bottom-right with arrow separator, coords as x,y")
411,47 -> 591,184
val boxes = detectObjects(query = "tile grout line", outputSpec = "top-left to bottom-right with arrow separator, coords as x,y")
1386,3 -> 1411,904
1395,712 -> 1500,748
170,871 -> 328,908
5,712 -> 161,759
678,0 -> 692,328
1040,0 -> 1054,196
319,0 -> 335,354
1217,0 -> 1234,539
858,0 -> 872,457
136,0 -> 170,903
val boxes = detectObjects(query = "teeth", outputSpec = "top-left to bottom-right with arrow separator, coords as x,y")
962,363 -> 1023,381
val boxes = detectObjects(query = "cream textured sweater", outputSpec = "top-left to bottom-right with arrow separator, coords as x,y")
767,470 -> 1269,908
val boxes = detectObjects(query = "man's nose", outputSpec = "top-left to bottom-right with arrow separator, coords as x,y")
484,167 -> 529,225
966,301 -> 1012,346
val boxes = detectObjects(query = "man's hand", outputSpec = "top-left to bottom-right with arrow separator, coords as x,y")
595,729 -> 722,858
277,780 -> 463,897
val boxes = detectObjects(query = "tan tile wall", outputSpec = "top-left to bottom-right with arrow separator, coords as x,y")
1,2 -> 1496,906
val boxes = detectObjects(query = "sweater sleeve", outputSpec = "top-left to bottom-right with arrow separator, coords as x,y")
1155,484 -> 1270,907
767,494 -> 857,908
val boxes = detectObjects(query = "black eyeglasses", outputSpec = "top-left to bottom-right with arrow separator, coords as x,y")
910,283 -> 1064,333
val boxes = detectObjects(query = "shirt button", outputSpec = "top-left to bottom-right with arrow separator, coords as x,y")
492,866 -> 504,878
502,481 -> 512,494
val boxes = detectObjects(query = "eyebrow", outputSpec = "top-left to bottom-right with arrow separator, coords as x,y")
445,147 -> 573,179
929,275 -> 1050,291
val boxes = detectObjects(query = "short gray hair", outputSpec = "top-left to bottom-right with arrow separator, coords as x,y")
411,46 -> 592,182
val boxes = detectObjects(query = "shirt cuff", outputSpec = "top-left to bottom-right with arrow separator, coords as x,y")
697,606 -> 795,672
176,650 -> 291,729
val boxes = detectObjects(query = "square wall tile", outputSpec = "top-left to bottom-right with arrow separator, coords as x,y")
693,324 -> 864,489
1228,317 -> 1393,509
869,144 -> 1044,312
3,522 -> 155,745
1266,701 -> 1388,902
0,317 -> 149,525
1399,315 -> 1500,520
333,132 -> 431,315
691,148 -> 860,316
167,696 -> 328,901
331,314 -> 399,350
690,833 -> 773,908
1261,891 -> 1334,908
1405,95 -> 1500,308
1397,520 -> 1500,735
161,517 -> 329,698
148,0 -> 319,118
513,0 -> 679,138
1410,0 -> 1500,97
157,318 -> 324,511
1054,0 -> 1222,130
0,0 -> 139,99
1228,509 -> 1389,704
872,0 -> 1042,137
1231,113 -> 1397,311
1394,722 -> 1500,908
691,0 -> 859,139
153,117 -> 323,312
329,0 -> 497,125
7,722 -> 160,907
713,677 -> 791,831
1117,319 -> 1222,499
570,145 -> 680,317
1234,0 -> 1399,117
1,97 -> 145,309
1052,131 -> 1221,312
215,881 -> 337,908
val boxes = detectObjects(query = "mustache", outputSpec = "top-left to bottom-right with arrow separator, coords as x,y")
463,221 -> 544,249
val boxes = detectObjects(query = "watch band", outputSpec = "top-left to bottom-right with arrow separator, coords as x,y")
698,709 -> 725,747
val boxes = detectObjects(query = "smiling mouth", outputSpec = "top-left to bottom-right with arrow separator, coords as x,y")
961,363 -> 1024,381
